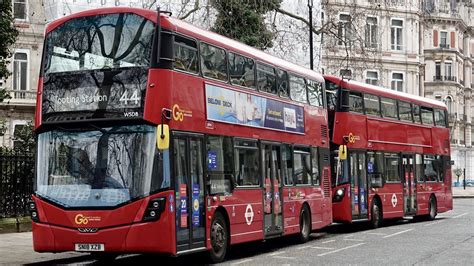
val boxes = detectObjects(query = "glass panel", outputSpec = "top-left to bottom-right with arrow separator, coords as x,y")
421,107 -> 434,125
44,13 -> 154,74
36,125 -> 156,207
385,153 -> 400,182
398,101 -> 412,122
381,97 -> 397,119
413,105 -> 422,123
311,147 -> 320,185
257,63 -> 277,94
276,69 -> 289,97
415,154 -> 423,182
174,36 -> 198,73
349,92 -> 363,113
368,152 -> 384,187
294,150 -> 311,185
434,108 -> 446,127
234,140 -> 259,186
424,155 -> 437,182
14,0 -> 26,19
289,74 -> 307,103
229,52 -> 255,88
364,94 -> 380,116
20,62 -> 27,90
201,43 -> 228,81
307,80 -> 323,107
282,145 -> 293,186
206,136 -> 233,194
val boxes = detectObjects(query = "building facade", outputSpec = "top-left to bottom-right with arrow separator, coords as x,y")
322,0 -> 473,181
0,0 -> 45,148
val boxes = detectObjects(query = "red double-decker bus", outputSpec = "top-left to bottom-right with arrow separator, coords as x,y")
30,7 -> 332,262
324,75 -> 452,228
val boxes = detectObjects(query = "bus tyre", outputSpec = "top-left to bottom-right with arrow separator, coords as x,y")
370,200 -> 382,229
298,204 -> 311,243
428,196 -> 437,221
209,212 -> 228,263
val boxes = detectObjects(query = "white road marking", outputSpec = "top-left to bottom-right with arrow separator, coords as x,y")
424,220 -> 445,226
268,251 -> 286,256
364,232 -> 387,236
344,238 -> 364,242
311,246 -> 335,250
322,239 -> 336,244
383,229 -> 413,238
453,212 -> 468,219
297,245 -> 312,250
317,243 -> 365,256
231,259 -> 254,265
273,256 -> 296,260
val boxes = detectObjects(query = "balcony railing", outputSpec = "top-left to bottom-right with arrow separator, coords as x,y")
439,43 -> 450,49
432,76 -> 457,82
2,90 -> 36,103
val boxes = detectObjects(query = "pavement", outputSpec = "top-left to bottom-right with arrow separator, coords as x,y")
452,186 -> 474,198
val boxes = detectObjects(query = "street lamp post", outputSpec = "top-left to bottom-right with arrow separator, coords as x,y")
308,0 -> 314,70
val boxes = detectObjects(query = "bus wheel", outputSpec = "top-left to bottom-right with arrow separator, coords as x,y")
298,204 -> 311,243
210,212 -> 228,263
427,196 -> 437,221
370,200 -> 382,229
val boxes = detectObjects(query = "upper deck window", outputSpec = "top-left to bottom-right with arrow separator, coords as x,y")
256,63 -> 277,94
174,35 -> 198,74
349,91 -> 363,113
44,13 -> 155,75
201,43 -> 228,81
307,80 -> 324,107
364,94 -> 380,116
413,105 -> 422,124
421,107 -> 434,125
276,69 -> 289,97
228,52 -> 255,88
289,74 -> 307,103
380,97 -> 397,119
398,101 -> 412,122
434,108 -> 447,127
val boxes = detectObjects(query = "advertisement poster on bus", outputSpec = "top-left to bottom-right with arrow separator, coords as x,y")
205,84 -> 304,133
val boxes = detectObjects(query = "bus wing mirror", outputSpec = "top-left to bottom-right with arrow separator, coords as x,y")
157,125 -> 170,150
338,145 -> 347,160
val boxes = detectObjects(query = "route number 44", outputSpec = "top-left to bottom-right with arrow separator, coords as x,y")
119,90 -> 140,105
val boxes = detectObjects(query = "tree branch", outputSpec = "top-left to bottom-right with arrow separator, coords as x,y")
179,0 -> 200,20
275,7 -> 321,35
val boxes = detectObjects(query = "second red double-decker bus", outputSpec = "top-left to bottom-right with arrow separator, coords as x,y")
324,75 -> 452,228
30,7 -> 332,262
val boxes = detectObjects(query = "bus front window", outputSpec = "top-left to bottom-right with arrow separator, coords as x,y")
36,125 -> 166,207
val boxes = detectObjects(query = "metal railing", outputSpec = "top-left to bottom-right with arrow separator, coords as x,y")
4,90 -> 36,101
432,76 -> 457,82
0,150 -> 34,218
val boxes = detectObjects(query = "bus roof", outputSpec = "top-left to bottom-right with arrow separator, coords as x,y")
324,75 -> 447,110
46,7 -> 323,83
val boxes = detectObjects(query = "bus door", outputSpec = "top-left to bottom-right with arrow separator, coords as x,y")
350,152 -> 368,219
262,143 -> 283,237
402,154 -> 416,214
173,134 -> 206,252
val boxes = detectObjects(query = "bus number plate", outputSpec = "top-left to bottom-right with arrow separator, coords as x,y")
75,243 -> 104,252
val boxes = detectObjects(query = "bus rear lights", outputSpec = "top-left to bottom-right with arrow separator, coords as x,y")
332,188 -> 346,202
142,197 -> 166,222
28,201 -> 40,222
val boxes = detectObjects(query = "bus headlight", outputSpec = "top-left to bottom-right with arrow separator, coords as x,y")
28,201 -> 40,223
332,188 -> 346,202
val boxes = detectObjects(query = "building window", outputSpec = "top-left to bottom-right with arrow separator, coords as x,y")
445,62 -> 453,80
340,69 -> 352,79
391,72 -> 403,92
365,17 -> 378,48
435,62 -> 441,80
445,96 -> 453,114
391,19 -> 403,51
365,71 -> 378,85
338,14 -> 352,46
13,52 -> 28,95
13,0 -> 27,20
440,32 -> 448,48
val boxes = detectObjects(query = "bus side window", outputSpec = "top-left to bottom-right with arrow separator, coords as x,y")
229,52 -> 255,89
200,43 -> 228,81
206,136 -> 234,195
308,80 -> 324,107
234,139 -> 259,186
421,106 -> 434,125
173,35 -> 198,74
289,74 -> 308,103
384,153 -> 400,183
415,154 -> 424,182
294,148 -> 311,185
311,147 -> 320,185
281,144 -> 293,186
349,91 -> 363,113
434,108 -> 447,127
368,151 -> 384,187
423,155 -> 437,182
276,68 -> 289,98
364,94 -> 380,117
413,104 -> 422,124
257,63 -> 277,94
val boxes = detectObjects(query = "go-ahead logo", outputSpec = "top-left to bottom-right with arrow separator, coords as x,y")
74,214 -> 101,225
172,104 -> 193,122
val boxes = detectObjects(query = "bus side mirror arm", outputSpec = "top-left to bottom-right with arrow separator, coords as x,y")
157,108 -> 171,150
